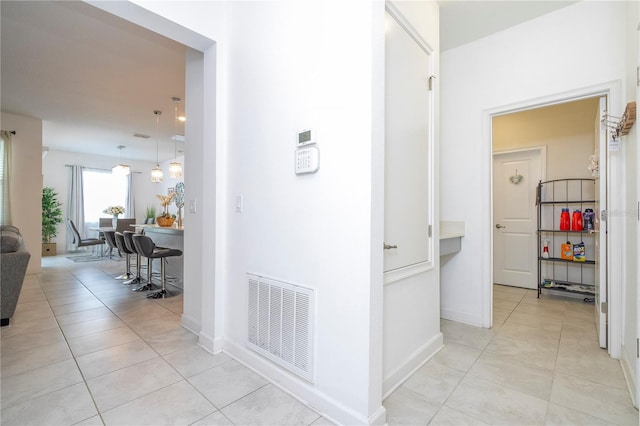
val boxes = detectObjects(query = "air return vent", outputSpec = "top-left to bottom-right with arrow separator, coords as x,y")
247,273 -> 314,382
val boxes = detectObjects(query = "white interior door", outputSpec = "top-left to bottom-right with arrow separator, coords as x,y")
595,96 -> 608,348
384,10 -> 432,272
493,149 -> 542,289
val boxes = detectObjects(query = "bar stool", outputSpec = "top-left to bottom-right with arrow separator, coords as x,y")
102,230 -> 120,259
123,231 -> 144,288
114,232 -> 134,280
132,234 -> 182,299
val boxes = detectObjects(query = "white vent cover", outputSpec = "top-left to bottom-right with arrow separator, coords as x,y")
247,273 -> 314,382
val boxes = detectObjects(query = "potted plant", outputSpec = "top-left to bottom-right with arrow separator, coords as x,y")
156,192 -> 176,227
42,187 -> 63,256
145,205 -> 156,224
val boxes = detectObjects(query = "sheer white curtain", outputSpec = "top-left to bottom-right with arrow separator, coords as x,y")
67,165 -> 84,250
126,172 -> 135,219
0,131 -> 12,226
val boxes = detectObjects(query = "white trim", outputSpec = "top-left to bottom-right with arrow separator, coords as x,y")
385,2 -> 434,56
382,332 -> 443,398
384,261 -> 434,285
483,81 -> 622,354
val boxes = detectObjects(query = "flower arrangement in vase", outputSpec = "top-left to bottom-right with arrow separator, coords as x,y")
156,193 -> 176,227
103,205 -> 125,228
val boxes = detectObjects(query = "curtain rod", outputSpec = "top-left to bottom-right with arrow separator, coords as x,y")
64,164 -> 141,174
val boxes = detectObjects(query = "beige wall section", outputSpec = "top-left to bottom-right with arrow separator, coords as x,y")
1,112 -> 42,274
493,97 -> 599,180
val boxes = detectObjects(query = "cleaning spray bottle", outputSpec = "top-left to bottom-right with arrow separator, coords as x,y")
542,240 -> 550,259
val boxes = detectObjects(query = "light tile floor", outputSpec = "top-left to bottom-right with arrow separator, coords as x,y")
1,255 -> 329,426
2,256 -> 638,425
384,285 -> 640,425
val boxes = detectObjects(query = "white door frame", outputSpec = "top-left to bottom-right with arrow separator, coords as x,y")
492,146 -> 547,291
483,82 -> 622,359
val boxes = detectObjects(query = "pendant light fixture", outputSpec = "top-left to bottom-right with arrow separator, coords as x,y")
151,110 -> 164,183
112,145 -> 130,176
169,96 -> 183,179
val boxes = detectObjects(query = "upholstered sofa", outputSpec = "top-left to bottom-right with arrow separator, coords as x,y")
1,225 -> 31,326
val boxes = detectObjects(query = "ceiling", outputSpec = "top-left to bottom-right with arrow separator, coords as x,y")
1,1 -> 186,162
1,1 -> 579,162
439,1 -> 578,51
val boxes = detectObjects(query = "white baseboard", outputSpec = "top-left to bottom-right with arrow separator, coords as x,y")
620,351 -> 638,408
180,314 -> 200,335
440,308 -> 484,327
198,330 -> 216,353
382,332 -> 444,398
223,338 -> 382,426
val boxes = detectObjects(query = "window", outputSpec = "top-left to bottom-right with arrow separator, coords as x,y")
82,169 -> 128,225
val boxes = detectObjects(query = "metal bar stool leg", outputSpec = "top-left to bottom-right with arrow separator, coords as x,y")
124,253 -> 142,285
147,259 -> 173,299
133,257 -> 154,292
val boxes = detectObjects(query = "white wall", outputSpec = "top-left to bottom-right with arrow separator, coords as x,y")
1,112 -> 42,273
42,149 -> 160,251
102,1 -> 387,424
493,99 -> 597,180
621,0 -> 639,406
440,1 -> 627,327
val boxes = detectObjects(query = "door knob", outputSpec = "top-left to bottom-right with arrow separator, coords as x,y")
383,243 -> 398,250
495,224 -> 506,229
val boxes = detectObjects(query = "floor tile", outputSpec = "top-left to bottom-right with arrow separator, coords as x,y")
50,298 -> 105,316
402,360 -> 465,405
55,306 -> 115,326
0,359 -> 84,409
440,319 -> 494,350
466,351 -> 554,400
1,341 -> 72,378
221,383 -> 320,426
427,341 -> 481,373
428,405 -> 488,425
0,382 -> 98,426
191,411 -> 234,426
101,380 -> 216,425
555,344 -> 627,389
188,359 -> 269,409
76,340 -> 158,379
383,386 -> 440,426
484,334 -> 558,370
0,327 -> 66,357
144,327 -> 200,355
59,314 -> 125,339
446,376 -> 548,425
544,402 -> 608,425
87,356 -> 182,412
0,315 -> 59,340
67,326 -> 142,357
163,346 -> 231,378
549,372 -> 638,425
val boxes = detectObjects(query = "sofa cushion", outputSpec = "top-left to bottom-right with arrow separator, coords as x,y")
1,230 -> 22,253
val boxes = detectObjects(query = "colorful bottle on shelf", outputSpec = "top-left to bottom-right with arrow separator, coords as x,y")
542,240 -> 549,259
559,208 -> 570,231
572,209 -> 583,231
583,209 -> 595,231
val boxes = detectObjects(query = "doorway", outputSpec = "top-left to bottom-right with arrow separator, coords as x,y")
493,148 -> 544,290
490,96 -> 608,347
